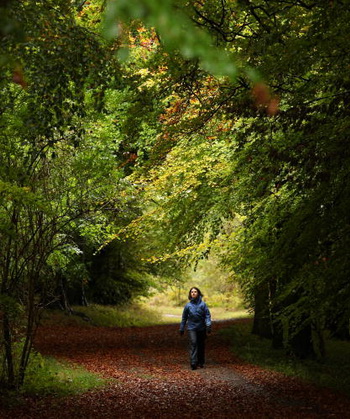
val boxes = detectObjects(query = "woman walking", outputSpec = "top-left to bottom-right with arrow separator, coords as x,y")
179,287 -> 212,370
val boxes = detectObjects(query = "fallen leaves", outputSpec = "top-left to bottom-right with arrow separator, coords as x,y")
1,320 -> 349,418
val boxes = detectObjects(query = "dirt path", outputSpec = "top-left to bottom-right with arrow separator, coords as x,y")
2,319 -> 350,418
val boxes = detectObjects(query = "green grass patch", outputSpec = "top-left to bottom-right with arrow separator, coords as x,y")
221,319 -> 350,397
23,353 -> 106,397
0,351 -> 107,408
76,303 -> 163,327
152,304 -> 250,324
42,302 -> 163,328
42,302 -> 248,328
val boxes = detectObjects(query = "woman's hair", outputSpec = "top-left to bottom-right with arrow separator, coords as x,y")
188,287 -> 203,300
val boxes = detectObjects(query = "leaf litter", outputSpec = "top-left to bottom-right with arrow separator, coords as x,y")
1,319 -> 350,418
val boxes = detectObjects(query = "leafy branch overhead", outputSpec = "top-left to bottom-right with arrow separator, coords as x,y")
103,0 -> 252,81
104,0 -> 350,360
1,0 -> 350,392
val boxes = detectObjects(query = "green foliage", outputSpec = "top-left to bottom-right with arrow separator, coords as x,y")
0,294 -> 23,321
146,251 -> 246,320
0,0 -> 135,389
1,0 -> 350,390
117,0 -> 350,358
103,0 -> 242,81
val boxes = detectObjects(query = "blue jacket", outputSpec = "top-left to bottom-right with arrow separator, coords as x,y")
180,296 -> 211,332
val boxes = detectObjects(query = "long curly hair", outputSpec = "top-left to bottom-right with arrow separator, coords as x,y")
188,287 -> 203,300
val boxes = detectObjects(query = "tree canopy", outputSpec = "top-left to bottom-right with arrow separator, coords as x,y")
1,0 -> 350,389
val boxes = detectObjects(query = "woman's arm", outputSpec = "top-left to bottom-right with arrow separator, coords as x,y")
179,305 -> 189,332
204,304 -> 211,328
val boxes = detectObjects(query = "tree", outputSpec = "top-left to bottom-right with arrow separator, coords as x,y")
0,0 -> 125,388
106,0 -> 350,357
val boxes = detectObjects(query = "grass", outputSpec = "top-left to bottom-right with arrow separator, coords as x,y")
23,354 -> 106,397
41,301 -> 248,328
144,289 -> 249,324
72,303 -> 163,327
41,302 -> 163,328
0,352 -> 107,409
220,319 -> 350,397
153,304 -> 249,324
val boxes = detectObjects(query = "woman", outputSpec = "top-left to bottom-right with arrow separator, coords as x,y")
179,287 -> 212,370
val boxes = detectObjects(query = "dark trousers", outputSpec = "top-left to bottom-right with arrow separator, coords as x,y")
188,330 -> 206,367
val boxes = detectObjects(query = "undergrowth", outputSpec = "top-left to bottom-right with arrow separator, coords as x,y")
221,319 -> 350,397
41,302 -> 162,328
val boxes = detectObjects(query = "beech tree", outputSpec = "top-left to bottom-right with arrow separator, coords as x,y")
0,0 -> 128,388
1,0 -> 350,391
107,0 -> 350,357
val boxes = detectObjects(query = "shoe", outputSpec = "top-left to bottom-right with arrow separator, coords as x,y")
191,365 -> 197,370
198,364 -> 204,368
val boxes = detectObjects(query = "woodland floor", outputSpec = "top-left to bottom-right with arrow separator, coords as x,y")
2,319 -> 350,418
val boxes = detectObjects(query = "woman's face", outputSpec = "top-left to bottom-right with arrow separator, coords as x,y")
190,288 -> 199,299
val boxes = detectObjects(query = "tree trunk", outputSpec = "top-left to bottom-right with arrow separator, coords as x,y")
3,313 -> 15,389
59,273 -> 73,313
81,280 -> 88,307
19,291 -> 36,386
283,289 -> 316,358
328,314 -> 350,340
289,322 -> 315,359
252,283 -> 273,339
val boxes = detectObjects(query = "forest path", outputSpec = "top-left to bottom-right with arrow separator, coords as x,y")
2,319 -> 350,418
